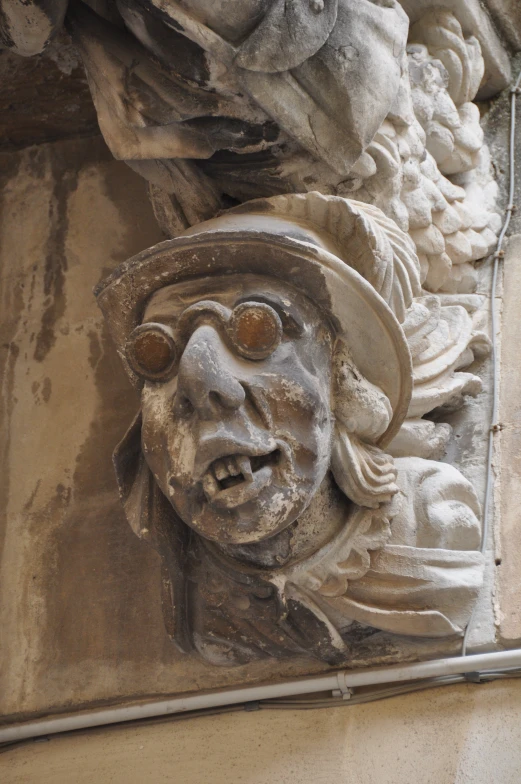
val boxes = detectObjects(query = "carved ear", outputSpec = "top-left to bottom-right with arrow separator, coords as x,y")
331,427 -> 398,509
332,339 -> 392,441
113,413 -> 193,653
331,341 -> 398,507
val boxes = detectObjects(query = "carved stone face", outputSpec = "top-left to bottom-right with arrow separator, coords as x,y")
131,274 -> 334,544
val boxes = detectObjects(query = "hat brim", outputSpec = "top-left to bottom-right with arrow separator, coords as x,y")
96,227 -> 412,447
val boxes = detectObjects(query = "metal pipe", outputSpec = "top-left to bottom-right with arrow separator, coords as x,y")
2,648 -> 521,744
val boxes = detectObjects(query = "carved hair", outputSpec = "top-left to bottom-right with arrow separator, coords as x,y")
331,339 -> 398,508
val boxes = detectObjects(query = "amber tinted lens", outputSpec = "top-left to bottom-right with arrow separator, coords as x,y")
231,303 -> 281,358
128,326 -> 176,378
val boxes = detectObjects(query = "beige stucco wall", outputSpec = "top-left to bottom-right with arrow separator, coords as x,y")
497,236 -> 521,644
3,680 -> 521,783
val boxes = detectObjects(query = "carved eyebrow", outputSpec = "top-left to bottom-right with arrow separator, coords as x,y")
175,300 -> 231,338
146,295 -> 305,338
234,296 -> 304,336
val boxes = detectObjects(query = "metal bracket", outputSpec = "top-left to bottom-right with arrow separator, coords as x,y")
332,671 -> 354,700
464,671 -> 483,683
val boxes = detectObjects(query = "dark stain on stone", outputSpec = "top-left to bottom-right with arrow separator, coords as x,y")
56,483 -> 72,504
42,376 -> 52,402
87,330 -> 102,370
98,159 -> 164,268
33,156 -> 76,362
27,145 -> 48,180
23,479 -> 42,513
30,152 -> 174,715
0,153 -> 22,562
0,149 -> 21,184
0,43 -> 99,153
33,139 -> 115,363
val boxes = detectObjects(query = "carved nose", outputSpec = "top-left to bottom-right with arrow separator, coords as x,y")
175,324 -> 246,418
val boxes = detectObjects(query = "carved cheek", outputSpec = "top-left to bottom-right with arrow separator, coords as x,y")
168,417 -> 198,489
269,376 -> 326,419
141,389 -> 169,484
258,354 -> 332,459
141,382 -> 196,490
269,349 -> 331,420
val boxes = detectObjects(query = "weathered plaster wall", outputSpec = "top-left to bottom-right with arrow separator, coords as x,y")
0,137 -> 352,723
0,136 -> 171,719
3,680 -> 521,783
478,62 -> 521,645
4,135 -> 500,724
497,235 -> 521,643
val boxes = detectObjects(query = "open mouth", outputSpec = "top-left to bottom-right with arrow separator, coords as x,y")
202,450 -> 280,509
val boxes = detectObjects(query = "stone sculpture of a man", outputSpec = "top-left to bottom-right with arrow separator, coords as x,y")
96,192 -> 484,665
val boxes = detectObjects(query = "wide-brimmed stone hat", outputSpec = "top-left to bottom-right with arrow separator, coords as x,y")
96,193 -> 421,447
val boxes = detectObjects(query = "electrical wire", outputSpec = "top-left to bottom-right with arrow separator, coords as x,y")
260,669 -> 521,710
260,675 -> 468,709
461,66 -> 521,656
0,704 -> 247,755
3,668 -> 521,755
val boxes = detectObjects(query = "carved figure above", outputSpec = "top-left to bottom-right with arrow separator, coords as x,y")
96,193 -> 484,665
0,2 -> 501,292
64,2 -> 500,294
66,0 -> 408,171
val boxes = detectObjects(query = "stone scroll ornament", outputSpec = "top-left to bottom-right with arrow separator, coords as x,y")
1,0 -> 496,663
96,193 -> 485,665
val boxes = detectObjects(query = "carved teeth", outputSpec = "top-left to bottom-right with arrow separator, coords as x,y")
211,455 -> 253,484
226,457 -> 240,476
236,455 -> 253,481
203,453 -> 275,505
213,460 -> 229,482
202,471 -> 220,499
